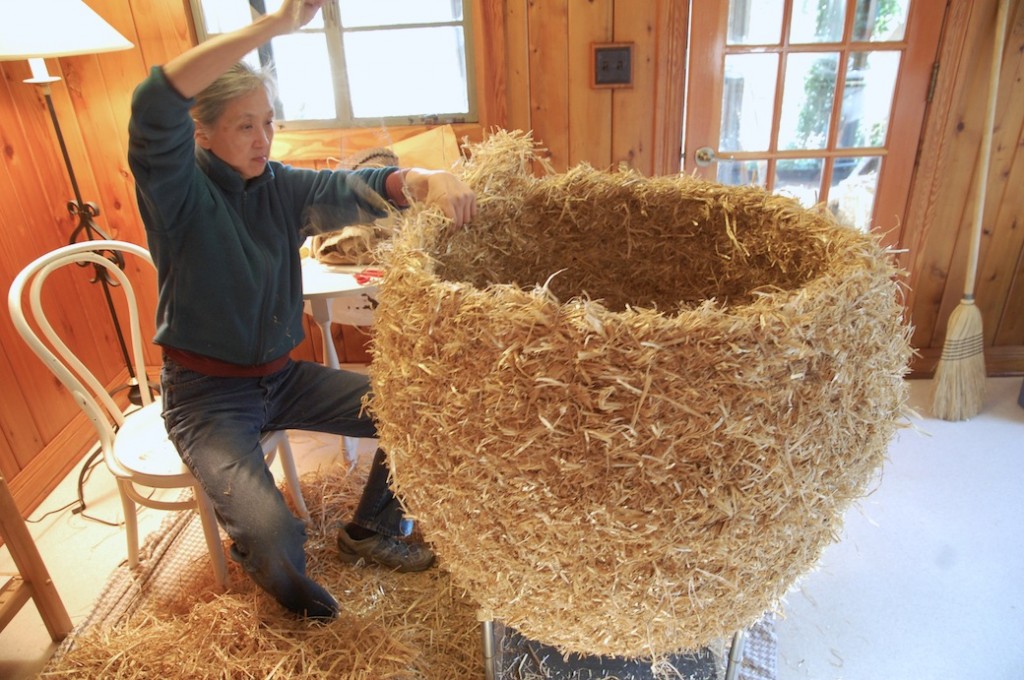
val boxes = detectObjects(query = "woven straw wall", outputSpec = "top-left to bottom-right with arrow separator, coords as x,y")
369,131 -> 912,658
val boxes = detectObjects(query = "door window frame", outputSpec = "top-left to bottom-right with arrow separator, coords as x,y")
682,0 -> 944,240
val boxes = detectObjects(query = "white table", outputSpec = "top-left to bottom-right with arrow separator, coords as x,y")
300,257 -> 380,465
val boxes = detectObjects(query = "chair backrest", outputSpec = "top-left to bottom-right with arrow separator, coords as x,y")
7,240 -> 156,458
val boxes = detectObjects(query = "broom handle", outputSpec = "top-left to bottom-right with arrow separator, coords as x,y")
964,0 -> 1010,299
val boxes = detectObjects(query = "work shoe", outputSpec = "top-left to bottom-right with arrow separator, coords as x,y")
336,525 -> 436,572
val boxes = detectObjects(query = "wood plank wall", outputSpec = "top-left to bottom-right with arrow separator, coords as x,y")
903,0 -> 1024,375
0,0 -> 1021,517
505,0 -> 686,175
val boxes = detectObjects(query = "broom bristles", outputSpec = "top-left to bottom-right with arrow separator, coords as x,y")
931,301 -> 985,421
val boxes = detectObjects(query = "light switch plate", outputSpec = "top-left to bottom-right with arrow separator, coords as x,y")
593,43 -> 633,88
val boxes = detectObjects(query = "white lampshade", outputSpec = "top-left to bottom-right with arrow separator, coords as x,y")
0,0 -> 133,61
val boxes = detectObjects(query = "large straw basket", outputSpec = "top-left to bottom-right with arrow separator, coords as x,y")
369,132 -> 912,658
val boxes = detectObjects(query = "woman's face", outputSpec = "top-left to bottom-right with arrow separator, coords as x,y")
196,87 -> 275,180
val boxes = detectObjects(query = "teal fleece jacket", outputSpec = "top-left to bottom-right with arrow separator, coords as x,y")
128,67 -> 396,365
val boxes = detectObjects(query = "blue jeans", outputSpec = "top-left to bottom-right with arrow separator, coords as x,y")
160,355 -> 406,615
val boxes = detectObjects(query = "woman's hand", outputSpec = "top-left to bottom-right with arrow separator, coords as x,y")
404,169 -> 477,228
272,0 -> 325,33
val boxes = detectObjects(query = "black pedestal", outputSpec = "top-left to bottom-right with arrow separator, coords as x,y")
490,621 -> 718,680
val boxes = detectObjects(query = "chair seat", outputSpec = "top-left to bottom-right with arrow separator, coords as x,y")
113,400 -> 193,482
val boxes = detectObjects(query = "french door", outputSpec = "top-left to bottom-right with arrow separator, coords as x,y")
684,0 -> 944,238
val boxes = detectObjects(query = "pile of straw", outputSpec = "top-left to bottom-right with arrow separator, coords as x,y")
369,130 -> 912,658
42,464 -> 481,679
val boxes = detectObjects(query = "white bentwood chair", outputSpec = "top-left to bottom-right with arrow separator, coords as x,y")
8,240 -> 309,590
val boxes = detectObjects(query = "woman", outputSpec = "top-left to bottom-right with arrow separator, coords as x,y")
127,0 -> 475,619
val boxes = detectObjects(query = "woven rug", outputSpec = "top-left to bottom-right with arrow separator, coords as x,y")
43,464 -> 777,679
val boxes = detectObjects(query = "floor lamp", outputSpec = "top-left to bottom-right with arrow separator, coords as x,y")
0,1 -> 141,402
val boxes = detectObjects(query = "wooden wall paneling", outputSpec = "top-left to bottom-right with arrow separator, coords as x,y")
1,67 -> 109,451
0,422 -> 19,482
906,1 -> 988,350
567,0 -> 613,170
0,75 -> 53,475
651,0 -> 688,176
930,0 -> 1016,352
43,65 -> 140,386
527,0 -> 570,170
472,0 -> 509,131
124,0 -> 196,72
6,406 -> 102,516
611,0 -> 656,174
293,316 -> 320,364
978,2 -> 1024,347
340,325 -> 373,364
504,0 -> 532,137
0,346 -> 44,475
994,245 -> 1024,346
62,56 -> 140,245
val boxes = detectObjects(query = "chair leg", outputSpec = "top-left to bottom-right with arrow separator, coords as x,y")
193,486 -> 229,591
116,479 -> 141,569
481,618 -> 496,680
275,433 -> 310,523
724,629 -> 745,680
342,436 -> 360,469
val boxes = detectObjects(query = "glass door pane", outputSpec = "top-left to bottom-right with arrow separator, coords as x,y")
776,157 -> 824,207
829,155 -> 882,231
720,54 -> 779,152
853,0 -> 910,40
727,0 -> 784,44
838,51 -> 900,148
789,0 -> 845,43
777,52 -> 840,151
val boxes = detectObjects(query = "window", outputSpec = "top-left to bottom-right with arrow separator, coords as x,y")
189,0 -> 476,129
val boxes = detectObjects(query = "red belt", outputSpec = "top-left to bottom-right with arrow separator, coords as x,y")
162,346 -> 290,378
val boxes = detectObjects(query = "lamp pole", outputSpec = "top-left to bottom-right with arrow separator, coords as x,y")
28,58 -> 141,404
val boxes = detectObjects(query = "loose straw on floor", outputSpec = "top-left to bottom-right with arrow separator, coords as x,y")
931,0 -> 1009,421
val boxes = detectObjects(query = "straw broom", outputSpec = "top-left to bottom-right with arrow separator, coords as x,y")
931,0 -> 1009,421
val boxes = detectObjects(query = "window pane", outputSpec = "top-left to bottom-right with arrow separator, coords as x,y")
789,0 -> 845,43
829,156 -> 881,231
720,53 -> 779,153
270,34 -> 336,120
853,0 -> 909,41
778,52 -> 839,151
775,157 -> 823,207
717,159 -> 768,188
727,0 -> 784,45
345,27 -> 468,118
339,0 -> 462,27
838,51 -> 900,148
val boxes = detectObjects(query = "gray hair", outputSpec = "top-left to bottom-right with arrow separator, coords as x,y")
192,62 -> 278,129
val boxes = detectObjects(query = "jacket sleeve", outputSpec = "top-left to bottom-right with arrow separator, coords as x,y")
274,165 -> 400,236
127,67 -> 201,234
